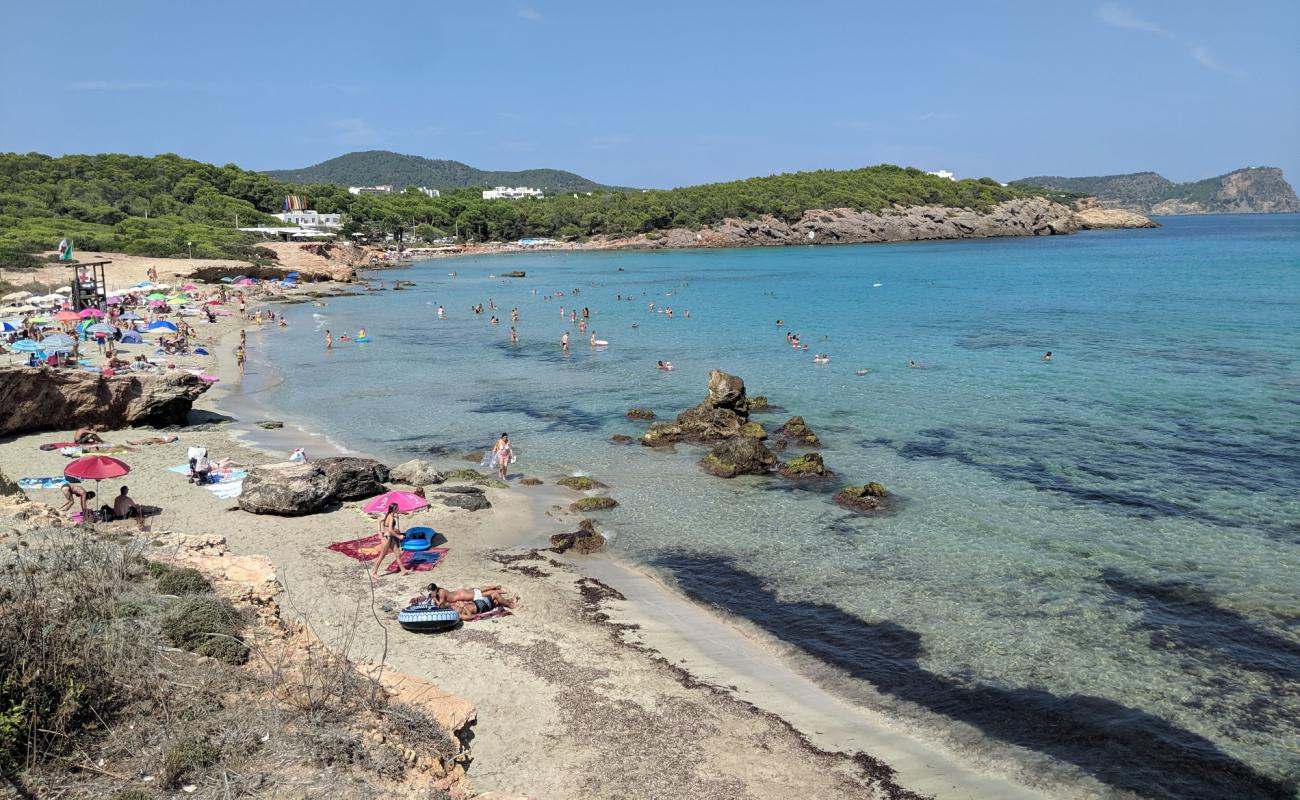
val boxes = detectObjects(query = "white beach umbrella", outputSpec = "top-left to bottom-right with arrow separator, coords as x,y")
12,304 -> 38,313
55,286 -> 73,294
1,291 -> 32,301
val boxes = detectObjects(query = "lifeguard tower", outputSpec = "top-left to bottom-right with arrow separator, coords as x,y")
66,259 -> 112,312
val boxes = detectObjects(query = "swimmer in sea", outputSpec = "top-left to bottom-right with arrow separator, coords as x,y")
358,327 -> 366,340
1043,351 -> 1053,362
908,360 -> 926,369
490,316 -> 499,325
510,326 -> 519,343
437,305 -> 445,318
324,330 -> 332,350
561,331 -> 570,351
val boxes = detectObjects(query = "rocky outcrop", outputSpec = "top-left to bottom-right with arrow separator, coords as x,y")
1072,204 -> 1160,229
778,452 -> 833,479
569,496 -> 618,512
625,407 -> 656,420
550,520 -> 606,554
834,482 -> 890,513
610,434 -> 635,445
0,366 -> 211,436
556,476 -> 608,491
700,437 -> 777,478
238,463 -> 334,516
749,395 -> 770,411
436,492 -> 491,511
780,416 -> 822,447
390,459 -> 446,487
597,198 -> 1079,251
1015,167 -> 1300,215
238,458 -> 389,515
316,457 -> 390,501
642,369 -> 751,447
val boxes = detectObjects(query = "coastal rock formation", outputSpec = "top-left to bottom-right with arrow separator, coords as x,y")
600,198 -> 1080,251
1071,198 -> 1160,229
550,520 -> 606,554
749,395 -> 770,411
435,484 -> 485,494
556,476 -> 608,491
569,496 -> 618,512
625,407 -> 656,420
778,452 -> 833,479
780,416 -> 822,447
610,434 -> 635,445
834,482 -> 891,513
0,366 -> 211,436
501,270 -> 527,278
390,459 -> 446,487
437,493 -> 491,511
642,369 -> 751,447
238,463 -> 334,516
1014,167 -> 1300,215
700,437 -> 777,478
443,468 -> 487,482
315,457 -> 390,501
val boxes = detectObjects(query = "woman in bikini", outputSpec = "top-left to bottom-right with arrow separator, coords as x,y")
370,503 -> 407,579
491,433 -> 512,481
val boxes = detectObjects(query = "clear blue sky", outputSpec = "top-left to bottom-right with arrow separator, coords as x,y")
2,1 -> 1296,188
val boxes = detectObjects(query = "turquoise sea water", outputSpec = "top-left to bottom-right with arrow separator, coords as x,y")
246,215 -> 1300,799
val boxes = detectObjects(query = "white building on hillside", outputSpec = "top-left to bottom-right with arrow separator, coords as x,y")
273,210 -> 342,229
416,186 -> 441,198
927,169 -> 956,181
348,185 -> 394,195
483,186 -> 544,200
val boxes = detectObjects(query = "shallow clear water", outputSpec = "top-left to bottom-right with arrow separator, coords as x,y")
247,215 -> 1300,799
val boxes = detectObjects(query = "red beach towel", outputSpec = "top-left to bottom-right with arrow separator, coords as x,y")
327,534 -> 448,574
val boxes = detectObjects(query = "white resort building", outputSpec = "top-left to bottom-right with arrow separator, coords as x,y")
926,169 -> 956,181
482,186 -> 544,200
416,186 -> 441,198
272,210 -> 342,229
348,185 -> 394,195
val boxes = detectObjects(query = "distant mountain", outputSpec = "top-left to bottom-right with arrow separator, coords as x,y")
1011,167 -> 1299,215
264,150 -> 621,193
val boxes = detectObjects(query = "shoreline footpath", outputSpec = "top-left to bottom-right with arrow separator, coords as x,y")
210,291 -> 1076,797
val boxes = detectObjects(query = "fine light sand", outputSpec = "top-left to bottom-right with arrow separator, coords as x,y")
0,294 -> 1061,799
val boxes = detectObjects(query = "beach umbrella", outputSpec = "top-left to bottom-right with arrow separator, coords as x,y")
146,292 -> 167,301
55,286 -> 72,294
1,321 -> 17,332
119,312 -> 141,320
79,308 -> 105,318
182,283 -> 198,290
11,339 -> 45,352
12,305 -> 37,313
86,322 -> 118,336
286,272 -> 300,278
147,320 -> 178,332
363,490 -> 429,515
54,310 -> 81,323
64,455 -> 131,512
29,315 -> 50,324
148,299 -> 167,307
41,333 -> 76,348
1,291 -> 32,301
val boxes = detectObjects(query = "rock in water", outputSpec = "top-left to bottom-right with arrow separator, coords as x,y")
315,457 -> 390,501
706,368 -> 749,413
550,523 -> 606,554
0,366 -> 210,436
625,407 -> 656,420
749,395 -> 770,411
778,452 -> 833,479
834,482 -> 890,513
569,496 -> 618,512
556,476 -> 608,491
700,437 -> 777,478
610,434 -> 635,445
255,420 -> 284,429
239,463 -> 333,515
780,416 -> 822,447
390,459 -> 446,487
641,369 -> 751,447
738,422 -> 767,439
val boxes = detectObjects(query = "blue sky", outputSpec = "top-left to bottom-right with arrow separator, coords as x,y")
1,1 -> 1296,188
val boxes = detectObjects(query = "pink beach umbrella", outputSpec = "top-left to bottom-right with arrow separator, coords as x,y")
79,308 -> 105,318
363,490 -> 428,515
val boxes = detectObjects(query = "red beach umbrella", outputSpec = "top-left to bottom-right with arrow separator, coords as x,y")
54,310 -> 81,323
363,490 -> 428,514
65,455 -> 130,481
64,455 -> 131,519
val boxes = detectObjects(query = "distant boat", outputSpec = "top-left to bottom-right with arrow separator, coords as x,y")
873,283 -> 882,287
448,272 -> 458,277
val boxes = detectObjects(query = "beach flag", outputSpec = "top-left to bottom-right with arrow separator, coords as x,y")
284,194 -> 306,212
57,238 -> 73,261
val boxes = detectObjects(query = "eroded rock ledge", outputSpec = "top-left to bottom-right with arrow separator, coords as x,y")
0,365 -> 211,436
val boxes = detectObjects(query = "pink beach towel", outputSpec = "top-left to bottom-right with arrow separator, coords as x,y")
327,534 -> 448,574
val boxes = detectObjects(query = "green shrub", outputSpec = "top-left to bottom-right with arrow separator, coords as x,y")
161,596 -> 249,665
147,562 -> 212,595
161,735 -> 221,788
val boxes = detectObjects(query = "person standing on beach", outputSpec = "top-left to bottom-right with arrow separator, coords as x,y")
235,345 -> 245,373
370,503 -> 407,580
325,329 -> 333,350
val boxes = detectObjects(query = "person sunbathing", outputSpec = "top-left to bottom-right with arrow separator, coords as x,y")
73,428 -> 104,444
423,583 -> 516,618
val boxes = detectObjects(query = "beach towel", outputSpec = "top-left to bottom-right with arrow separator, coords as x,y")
39,442 -> 78,451
17,477 -> 69,489
327,535 -> 448,574
207,482 -> 243,499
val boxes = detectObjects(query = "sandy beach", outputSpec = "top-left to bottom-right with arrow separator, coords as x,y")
0,282 -> 1059,799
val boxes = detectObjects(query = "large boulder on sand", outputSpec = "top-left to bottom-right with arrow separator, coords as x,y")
315,457 -> 390,501
238,463 -> 334,516
435,492 -> 491,511
700,437 -> 777,478
390,459 -> 446,487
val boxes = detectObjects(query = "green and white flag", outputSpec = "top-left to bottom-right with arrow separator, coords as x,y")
57,238 -> 73,261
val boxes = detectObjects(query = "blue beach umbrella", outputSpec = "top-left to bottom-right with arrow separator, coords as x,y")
41,333 -> 76,349
11,340 -> 45,352
1,321 -> 17,332
86,322 -> 118,336
286,272 -> 300,278
119,312 -> 141,321
147,320 -> 178,332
